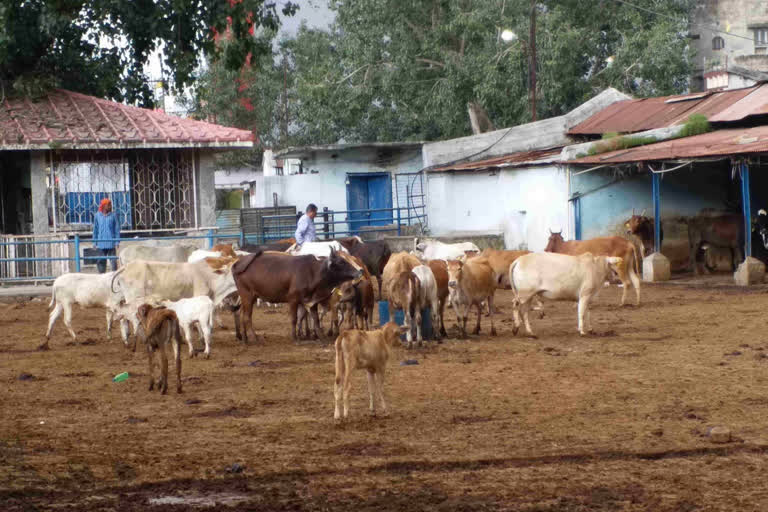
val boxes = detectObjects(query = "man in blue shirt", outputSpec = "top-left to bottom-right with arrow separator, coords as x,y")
295,203 -> 318,246
93,198 -> 120,273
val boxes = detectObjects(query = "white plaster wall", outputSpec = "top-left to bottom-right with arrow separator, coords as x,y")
214,167 -> 259,188
427,166 -> 568,251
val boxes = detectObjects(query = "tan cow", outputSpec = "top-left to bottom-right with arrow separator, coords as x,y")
381,252 -> 421,300
388,271 -> 423,347
445,257 -> 497,338
544,231 -> 640,306
334,322 -> 403,420
480,248 -> 531,288
426,260 -> 449,338
136,304 -> 183,395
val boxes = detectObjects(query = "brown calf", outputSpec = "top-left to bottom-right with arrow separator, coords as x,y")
334,322 -> 403,420
545,231 -> 641,306
211,243 -> 237,258
338,277 -> 375,332
445,258 -> 497,338
136,304 -> 183,395
426,259 -> 449,338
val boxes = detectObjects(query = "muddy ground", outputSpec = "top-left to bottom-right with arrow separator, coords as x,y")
4,280 -> 768,511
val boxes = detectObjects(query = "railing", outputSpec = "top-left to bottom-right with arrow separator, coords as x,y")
0,228 -> 241,284
257,205 -> 427,242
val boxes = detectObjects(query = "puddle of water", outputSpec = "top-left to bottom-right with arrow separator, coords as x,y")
148,492 -> 250,507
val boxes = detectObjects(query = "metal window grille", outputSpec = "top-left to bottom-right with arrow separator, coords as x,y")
756,29 -> 768,46
49,150 -> 195,232
712,36 -> 725,50
394,172 -> 427,227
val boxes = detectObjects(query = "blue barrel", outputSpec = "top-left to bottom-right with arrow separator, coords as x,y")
378,301 -> 433,340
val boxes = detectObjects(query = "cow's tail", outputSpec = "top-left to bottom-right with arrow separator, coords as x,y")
111,267 -> 126,294
207,304 -> 215,330
509,260 -> 521,307
48,285 -> 56,310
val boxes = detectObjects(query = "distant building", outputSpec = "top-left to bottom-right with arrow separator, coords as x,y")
691,0 -> 768,90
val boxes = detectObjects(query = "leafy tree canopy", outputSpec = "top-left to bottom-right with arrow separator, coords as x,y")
0,0 -> 296,106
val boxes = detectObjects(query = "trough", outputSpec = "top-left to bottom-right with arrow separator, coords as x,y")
377,300 -> 434,340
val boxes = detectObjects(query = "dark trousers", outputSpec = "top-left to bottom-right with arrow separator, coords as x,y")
97,248 -> 117,274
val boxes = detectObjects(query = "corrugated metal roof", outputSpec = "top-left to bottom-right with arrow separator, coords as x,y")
567,84 -> 768,135
568,126 -> 768,164
0,89 -> 254,150
429,148 -> 562,172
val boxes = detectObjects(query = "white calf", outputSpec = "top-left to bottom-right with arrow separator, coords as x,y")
43,272 -> 123,349
287,241 -> 349,258
413,238 -> 480,261
161,296 -> 216,358
509,252 -> 623,337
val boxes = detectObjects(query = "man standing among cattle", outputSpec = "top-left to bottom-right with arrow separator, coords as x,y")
295,203 -> 318,247
93,198 -> 120,273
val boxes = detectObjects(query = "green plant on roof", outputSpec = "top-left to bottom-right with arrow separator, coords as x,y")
601,131 -> 620,140
678,113 -> 710,137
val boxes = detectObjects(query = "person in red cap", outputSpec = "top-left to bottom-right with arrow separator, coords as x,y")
92,198 -> 120,273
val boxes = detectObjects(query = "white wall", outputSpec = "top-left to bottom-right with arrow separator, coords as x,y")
214,167 -> 259,189
427,165 -> 568,251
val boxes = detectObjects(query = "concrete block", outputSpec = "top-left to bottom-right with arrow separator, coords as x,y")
642,252 -> 670,282
734,257 -> 766,286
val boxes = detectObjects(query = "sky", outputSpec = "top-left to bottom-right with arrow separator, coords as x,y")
148,0 -> 335,115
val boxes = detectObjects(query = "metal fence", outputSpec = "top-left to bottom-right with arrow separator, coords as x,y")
259,205 -> 427,242
0,229 -> 239,284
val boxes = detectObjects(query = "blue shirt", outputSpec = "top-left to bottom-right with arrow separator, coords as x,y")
92,211 -> 120,249
295,214 -> 317,245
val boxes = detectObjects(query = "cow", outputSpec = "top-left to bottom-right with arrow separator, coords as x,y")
240,238 -> 296,253
136,304 -> 183,395
411,265 -> 441,342
624,210 -> 663,257
334,322 -> 404,420
232,249 -> 362,342
118,244 -> 198,266
445,257 -> 497,338
42,271 -> 123,349
479,248 -> 531,288
545,231 -> 640,306
687,212 -> 743,274
381,252 -> 421,300
347,240 -> 392,299
336,236 -> 365,252
287,240 -> 349,258
509,252 -> 623,337
337,277 -> 375,332
414,238 -> 480,261
426,260 -> 449,338
161,296 -> 216,358
388,271 -> 423,347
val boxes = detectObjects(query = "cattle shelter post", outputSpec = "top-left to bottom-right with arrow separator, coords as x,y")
741,161 -> 752,258
74,234 -> 81,272
652,170 -> 661,253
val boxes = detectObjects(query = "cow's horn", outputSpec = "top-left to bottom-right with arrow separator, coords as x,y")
548,228 -> 553,234
641,209 -> 647,217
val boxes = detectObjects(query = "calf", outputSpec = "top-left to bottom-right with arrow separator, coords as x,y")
445,258 -> 497,338
388,271 -> 423,347
337,277 -> 375,332
334,322 -> 403,420
625,211 -> 663,257
136,304 -> 183,395
411,265 -> 441,342
43,271 -> 123,349
509,252 -> 623,337
381,252 -> 421,300
161,296 -> 215,358
426,260 -> 449,338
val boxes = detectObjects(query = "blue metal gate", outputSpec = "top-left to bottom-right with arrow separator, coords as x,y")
346,173 -> 393,234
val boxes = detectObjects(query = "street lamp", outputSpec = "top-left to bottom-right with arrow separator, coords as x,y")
501,2 -> 537,121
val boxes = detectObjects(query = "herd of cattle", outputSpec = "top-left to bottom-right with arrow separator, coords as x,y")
37,208 -> 768,417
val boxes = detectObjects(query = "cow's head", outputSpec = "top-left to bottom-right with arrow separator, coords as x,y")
382,321 -> 405,346
338,280 -> 358,303
325,249 -> 363,283
625,210 -> 651,236
756,209 -> 768,249
544,230 -> 564,252
445,259 -> 463,289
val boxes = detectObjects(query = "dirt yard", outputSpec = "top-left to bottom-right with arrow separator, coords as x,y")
4,280 -> 768,511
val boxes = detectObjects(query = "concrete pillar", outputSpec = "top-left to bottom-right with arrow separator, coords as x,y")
30,151 -> 49,235
197,150 -> 216,228
734,257 -> 766,286
642,252 -> 670,282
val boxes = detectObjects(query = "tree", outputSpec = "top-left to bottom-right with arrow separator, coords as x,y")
0,0 -> 296,106
283,0 -> 694,144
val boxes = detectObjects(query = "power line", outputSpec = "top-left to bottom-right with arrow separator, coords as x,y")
610,0 -> 756,43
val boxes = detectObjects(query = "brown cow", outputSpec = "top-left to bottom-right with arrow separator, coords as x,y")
381,252 -> 421,300
388,271 -> 423,347
687,213 -> 743,274
240,238 -> 296,254
232,249 -> 362,342
545,231 -> 641,306
337,277 -> 375,332
445,257 -> 497,338
211,243 -> 237,258
426,260 -> 449,338
624,212 -> 663,257
334,322 -> 403,420
136,304 -> 183,395
480,248 -> 531,288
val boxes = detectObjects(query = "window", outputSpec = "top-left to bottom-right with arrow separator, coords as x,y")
755,28 -> 768,46
712,36 -> 725,50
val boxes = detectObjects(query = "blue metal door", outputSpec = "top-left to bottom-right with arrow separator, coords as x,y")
346,173 -> 393,234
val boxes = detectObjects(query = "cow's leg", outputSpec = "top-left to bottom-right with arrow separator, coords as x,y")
461,304 -> 469,338
62,304 -> 77,340
342,357 -> 353,418
181,324 -> 196,357
473,302 -> 482,335
617,263 -> 630,306
403,308 -> 414,347
577,296 -> 592,336
519,297 -> 536,338
439,299 -> 447,338
240,294 -> 257,344
376,371 -> 387,416
366,370 -> 376,414
310,305 -> 323,341
159,340 -> 169,395
120,319 -> 131,347
43,302 -> 64,347
232,310 -> 242,341
147,345 -> 155,391
377,276 -> 383,301
488,295 -> 497,336
173,333 -> 183,394
511,299 -> 521,336
106,309 -> 113,340
414,306 -> 423,346
628,259 -> 641,306
289,302 -> 299,342
202,324 -> 212,358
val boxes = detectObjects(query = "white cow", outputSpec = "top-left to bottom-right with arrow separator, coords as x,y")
509,252 -> 623,337
119,244 -> 198,265
413,238 -> 480,261
161,296 -> 215,358
411,265 -> 441,341
286,241 -> 349,258
43,272 -> 123,349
